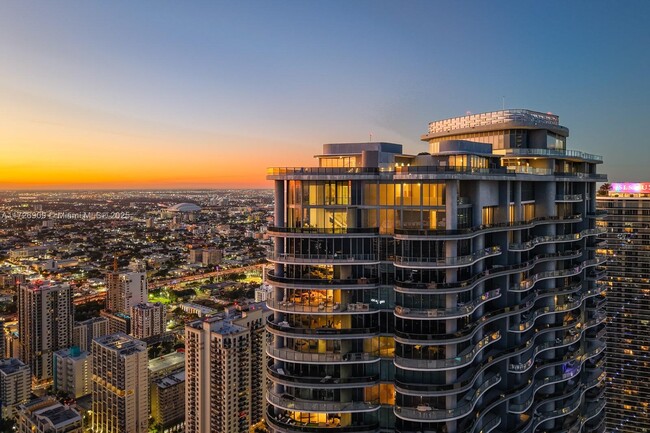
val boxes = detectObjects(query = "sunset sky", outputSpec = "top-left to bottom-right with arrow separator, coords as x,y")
1,1 -> 649,189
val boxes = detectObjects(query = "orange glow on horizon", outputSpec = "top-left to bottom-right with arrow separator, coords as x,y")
0,88 -> 313,190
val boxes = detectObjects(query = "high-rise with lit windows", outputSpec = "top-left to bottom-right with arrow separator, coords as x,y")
265,109 -> 607,433
18,282 -> 73,386
597,183 -> 650,433
184,304 -> 271,433
91,333 -> 148,433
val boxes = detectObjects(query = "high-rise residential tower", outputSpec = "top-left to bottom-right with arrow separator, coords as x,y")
105,269 -> 147,315
265,110 -> 607,433
597,182 -> 650,432
72,316 -> 109,353
91,333 -> 148,433
131,302 -> 166,340
18,282 -> 73,385
184,304 -> 271,433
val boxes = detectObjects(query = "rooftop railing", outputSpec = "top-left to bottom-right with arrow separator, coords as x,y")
496,147 -> 604,162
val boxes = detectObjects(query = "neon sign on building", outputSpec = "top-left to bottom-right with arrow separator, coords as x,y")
611,183 -> 650,193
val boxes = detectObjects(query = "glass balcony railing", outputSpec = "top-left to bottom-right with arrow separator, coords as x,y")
265,271 -> 378,287
509,228 -> 606,250
267,298 -> 378,315
394,247 -> 501,268
395,249 -> 581,293
512,256 -> 606,291
267,365 -> 379,386
265,407 -> 379,433
394,332 -> 500,370
268,226 -> 379,235
267,318 -> 379,337
269,253 -> 378,263
395,289 -> 501,319
509,368 -> 583,413
267,390 -> 380,413
394,213 -> 581,238
266,346 -> 379,364
394,374 -> 500,421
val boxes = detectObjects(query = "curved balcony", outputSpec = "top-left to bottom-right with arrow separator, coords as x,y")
512,256 -> 605,292
508,332 -> 581,372
587,210 -> 607,219
395,249 -> 581,294
394,312 -> 589,399
265,407 -> 379,433
471,415 -> 501,433
393,214 -> 582,241
395,300 -> 531,345
394,331 -> 500,372
582,397 -> 606,424
267,318 -> 379,339
393,246 -> 501,269
393,374 -> 501,422
533,392 -> 584,426
509,228 -> 606,251
266,271 -> 379,289
509,383 -> 585,433
394,289 -> 501,320
532,282 -> 583,300
266,346 -> 380,364
267,226 -> 379,238
584,312 -> 606,330
583,370 -> 606,391
509,367 -> 583,414
269,253 -> 379,265
267,364 -> 379,388
511,289 -> 598,333
586,269 -> 606,281
509,340 -> 605,413
267,298 -> 378,315
267,390 -> 380,414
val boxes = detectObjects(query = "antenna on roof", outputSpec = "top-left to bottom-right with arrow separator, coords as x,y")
502,96 -> 505,110
369,132 -> 373,142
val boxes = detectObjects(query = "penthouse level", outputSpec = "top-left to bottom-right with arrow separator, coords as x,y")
265,109 -> 606,433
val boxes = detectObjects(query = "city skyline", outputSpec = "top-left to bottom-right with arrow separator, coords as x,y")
1,1 -> 649,189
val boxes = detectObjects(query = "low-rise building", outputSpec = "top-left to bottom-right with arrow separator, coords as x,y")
179,302 -> 219,317
16,397 -> 82,433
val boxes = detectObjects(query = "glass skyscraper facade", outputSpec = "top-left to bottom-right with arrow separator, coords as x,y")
265,110 -> 607,433
597,183 -> 650,433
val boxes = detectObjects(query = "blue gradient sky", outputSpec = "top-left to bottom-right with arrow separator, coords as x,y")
1,1 -> 648,188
